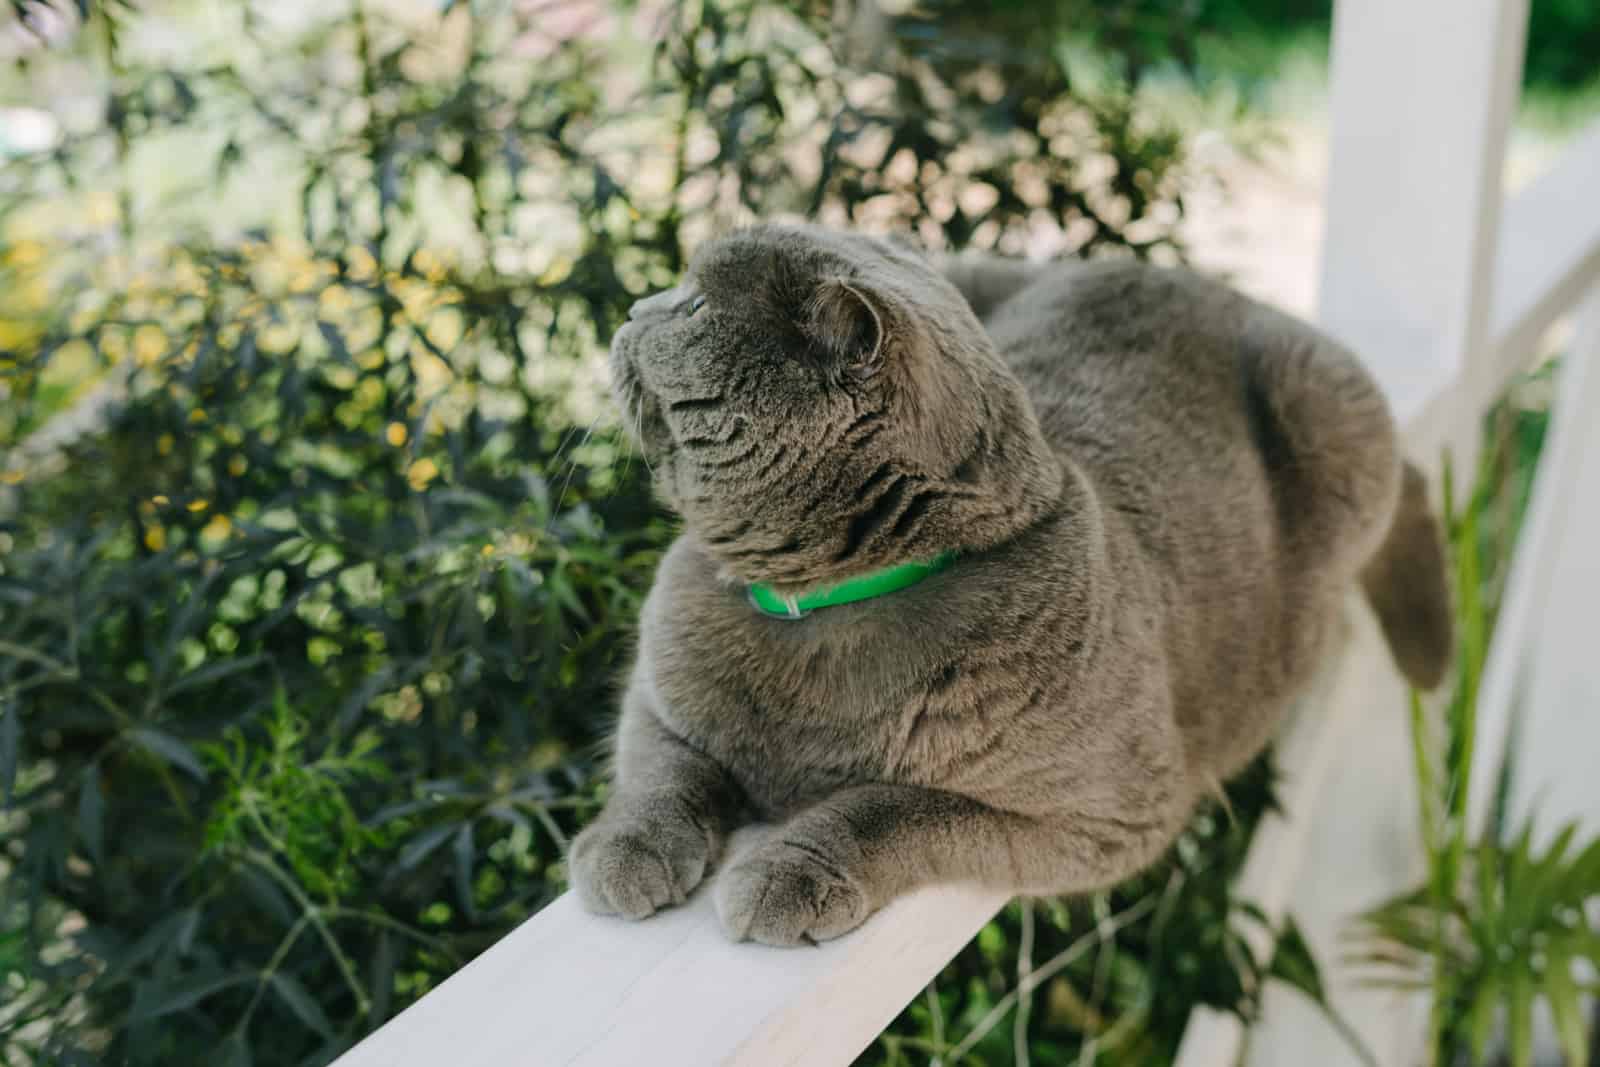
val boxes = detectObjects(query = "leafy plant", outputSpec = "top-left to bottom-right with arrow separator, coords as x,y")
203,693 -> 389,906
1351,384 -> 1600,1067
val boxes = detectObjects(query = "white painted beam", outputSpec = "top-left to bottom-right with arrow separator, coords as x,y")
1476,288 -> 1600,842
1488,119 -> 1600,390
333,873 -> 1005,1067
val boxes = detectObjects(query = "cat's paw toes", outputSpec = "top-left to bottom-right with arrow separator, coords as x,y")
569,815 -> 712,920
715,840 -> 871,946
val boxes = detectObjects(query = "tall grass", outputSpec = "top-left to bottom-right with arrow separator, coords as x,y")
1351,369 -> 1600,1067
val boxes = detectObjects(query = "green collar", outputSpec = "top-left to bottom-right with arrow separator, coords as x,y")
747,551 -> 956,619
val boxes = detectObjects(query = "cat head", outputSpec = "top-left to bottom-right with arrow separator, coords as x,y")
609,223 -> 1060,594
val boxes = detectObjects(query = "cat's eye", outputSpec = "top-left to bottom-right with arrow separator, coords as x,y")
685,294 -> 707,317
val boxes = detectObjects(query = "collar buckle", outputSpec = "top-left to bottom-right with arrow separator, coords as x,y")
747,586 -> 809,619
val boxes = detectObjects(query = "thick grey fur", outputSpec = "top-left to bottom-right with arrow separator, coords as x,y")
570,224 -> 1452,946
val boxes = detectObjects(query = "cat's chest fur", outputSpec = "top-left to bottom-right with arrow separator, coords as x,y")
637,555 -> 938,815
633,524 -> 1116,820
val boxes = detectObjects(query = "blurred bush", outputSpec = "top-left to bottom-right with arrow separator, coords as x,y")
0,2 -> 1293,1065
1184,0 -> 1600,94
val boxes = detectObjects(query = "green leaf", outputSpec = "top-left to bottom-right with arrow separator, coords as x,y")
453,822 -> 476,919
236,865 -> 295,927
1268,918 -> 1325,1004
1507,968 -> 1533,1067
1561,835 -> 1600,900
548,571 -> 590,622
1466,976 -> 1500,1065
1278,919 -> 1380,1066
218,1030 -> 252,1067
77,766 -> 105,867
1408,688 -> 1441,858
394,822 -> 458,871
1502,822 -> 1540,935
270,972 -> 334,1038
0,697 -> 18,805
174,909 -> 201,956
368,930 -> 396,1025
1544,950 -> 1588,1067
127,726 -> 208,781
164,653 -> 268,698
1523,821 -> 1578,911
316,321 -> 350,363
1476,842 -> 1500,948
130,970 -> 253,1021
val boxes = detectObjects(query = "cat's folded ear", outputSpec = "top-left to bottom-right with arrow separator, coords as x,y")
806,277 -> 885,373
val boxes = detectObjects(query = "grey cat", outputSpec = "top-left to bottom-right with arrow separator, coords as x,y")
569,223 -> 1451,946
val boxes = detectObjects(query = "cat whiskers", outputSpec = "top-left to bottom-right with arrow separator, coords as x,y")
629,395 -> 657,479
551,412 -> 603,516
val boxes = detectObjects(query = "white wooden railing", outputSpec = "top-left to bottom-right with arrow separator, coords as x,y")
334,0 -> 1600,1062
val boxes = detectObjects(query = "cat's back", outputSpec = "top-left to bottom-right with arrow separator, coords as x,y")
983,260 -> 1259,472
982,261 -> 1278,584
982,261 -> 1350,771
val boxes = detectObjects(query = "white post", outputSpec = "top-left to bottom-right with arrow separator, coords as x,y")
1317,0 -> 1529,467
1249,1 -> 1530,1064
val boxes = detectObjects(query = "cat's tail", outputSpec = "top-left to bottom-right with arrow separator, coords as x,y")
1360,461 -> 1453,690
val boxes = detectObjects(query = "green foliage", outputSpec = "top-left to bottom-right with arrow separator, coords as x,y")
863,757 -> 1346,1066
1359,825 -> 1600,1067
203,694 -> 389,905
1172,0 -> 1600,95
1351,380 -> 1599,1067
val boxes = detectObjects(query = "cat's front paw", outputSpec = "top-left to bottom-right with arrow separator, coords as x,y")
569,805 -> 716,920
715,838 -> 871,946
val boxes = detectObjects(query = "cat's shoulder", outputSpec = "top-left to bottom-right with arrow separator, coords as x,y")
990,257 -> 1273,351
1022,257 -> 1243,312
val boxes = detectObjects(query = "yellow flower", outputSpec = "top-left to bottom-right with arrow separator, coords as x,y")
100,329 -> 129,361
424,308 -> 465,351
7,239 -> 44,268
144,525 -> 167,551
133,324 -> 166,366
319,285 -> 355,314
259,322 -> 298,354
187,499 -> 209,512
188,408 -> 208,424
347,246 -> 378,282
201,514 -> 232,543
1,469 -> 24,485
85,191 -> 119,228
537,257 -> 574,286
406,457 -> 439,491
157,434 -> 174,456
413,248 -> 438,271
171,256 -> 204,296
386,421 -> 408,447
